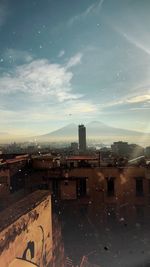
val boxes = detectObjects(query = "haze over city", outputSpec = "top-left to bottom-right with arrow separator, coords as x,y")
0,0 -> 150,141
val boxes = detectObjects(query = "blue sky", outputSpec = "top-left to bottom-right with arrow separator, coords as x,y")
0,0 -> 150,138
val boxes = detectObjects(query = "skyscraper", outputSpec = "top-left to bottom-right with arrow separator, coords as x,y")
78,124 -> 86,153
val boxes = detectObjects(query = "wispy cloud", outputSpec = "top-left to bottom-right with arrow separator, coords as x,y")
130,107 -> 150,111
58,50 -> 65,58
102,93 -> 150,108
68,0 -> 104,26
4,49 -> 33,64
127,94 -> 150,104
66,53 -> 82,69
112,24 -> 150,56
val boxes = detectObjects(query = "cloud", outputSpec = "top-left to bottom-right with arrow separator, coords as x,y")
126,94 -> 150,104
68,0 -> 104,26
102,93 -> 150,109
66,53 -> 82,69
58,50 -> 65,58
0,53 -> 83,101
0,1 -> 8,27
0,51 -> 98,134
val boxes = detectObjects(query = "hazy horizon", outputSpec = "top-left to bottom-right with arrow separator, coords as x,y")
0,121 -> 149,147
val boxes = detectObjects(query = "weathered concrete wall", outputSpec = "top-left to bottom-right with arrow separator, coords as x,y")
60,180 -> 77,200
68,167 -> 149,204
0,191 -> 52,267
32,158 -> 59,170
65,167 -> 150,223
32,158 -> 53,170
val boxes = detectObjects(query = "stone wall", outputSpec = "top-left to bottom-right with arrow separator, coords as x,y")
0,190 -> 52,267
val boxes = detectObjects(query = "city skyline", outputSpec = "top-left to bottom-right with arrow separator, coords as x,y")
0,0 -> 150,138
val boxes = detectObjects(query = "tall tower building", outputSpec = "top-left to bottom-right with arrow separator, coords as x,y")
78,124 -> 86,153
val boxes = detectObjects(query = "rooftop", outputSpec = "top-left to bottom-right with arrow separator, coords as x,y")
0,190 -> 50,233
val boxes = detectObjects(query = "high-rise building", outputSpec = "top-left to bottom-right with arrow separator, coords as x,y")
78,124 -> 86,153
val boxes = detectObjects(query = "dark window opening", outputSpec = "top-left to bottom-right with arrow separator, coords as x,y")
70,162 -> 74,168
64,180 -> 69,186
52,180 -> 59,198
136,177 -> 143,196
77,178 -> 87,197
107,177 -> 115,196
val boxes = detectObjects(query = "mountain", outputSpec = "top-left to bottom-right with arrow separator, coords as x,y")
86,121 -> 144,137
36,121 -> 150,144
41,123 -> 77,139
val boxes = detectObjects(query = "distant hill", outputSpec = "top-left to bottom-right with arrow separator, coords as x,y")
36,121 -> 150,144
86,121 -> 145,137
41,123 -> 77,139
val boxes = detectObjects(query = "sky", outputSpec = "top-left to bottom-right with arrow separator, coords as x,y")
0,0 -> 150,138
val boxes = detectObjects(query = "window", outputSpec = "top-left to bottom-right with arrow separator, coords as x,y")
135,177 -> 143,196
107,177 -> 115,196
64,180 -> 69,186
52,180 -> 59,198
77,178 -> 87,197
